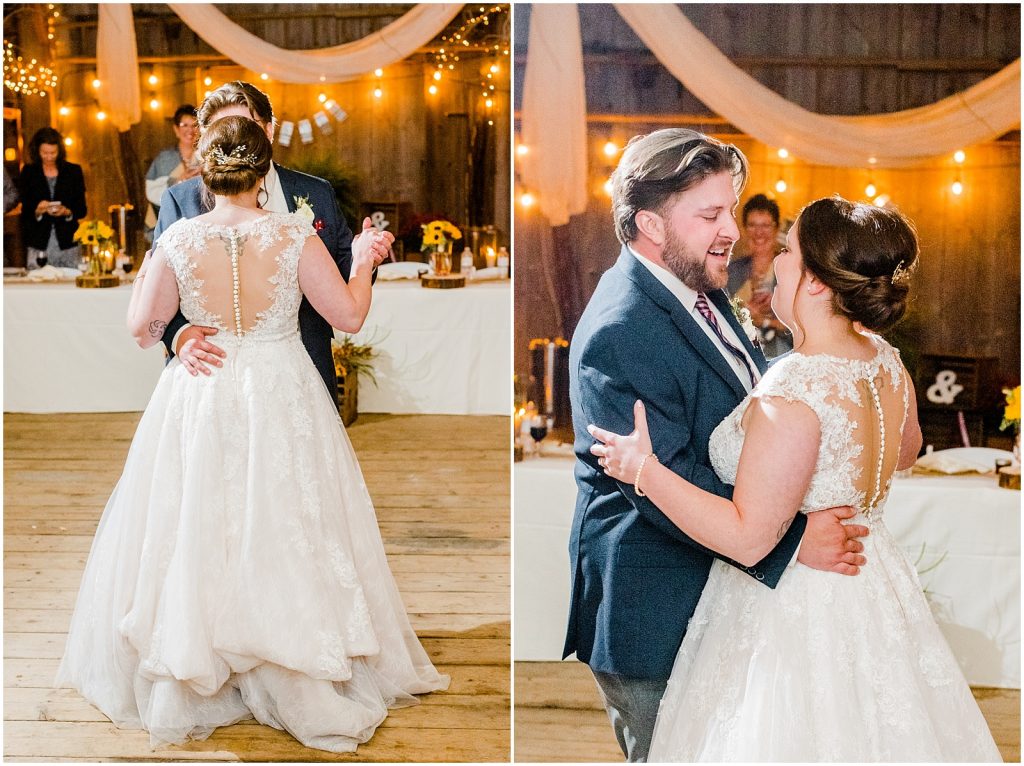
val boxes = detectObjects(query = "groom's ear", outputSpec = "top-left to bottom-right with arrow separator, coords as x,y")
635,210 -> 664,245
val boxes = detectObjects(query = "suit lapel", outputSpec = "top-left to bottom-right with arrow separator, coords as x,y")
617,249 -> 749,401
707,287 -> 769,375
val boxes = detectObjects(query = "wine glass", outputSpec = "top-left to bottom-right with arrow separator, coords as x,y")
36,254 -> 48,269
529,415 -> 550,457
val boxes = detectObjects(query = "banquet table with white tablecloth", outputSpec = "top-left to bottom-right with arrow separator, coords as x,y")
514,455 -> 1020,688
4,279 -> 510,415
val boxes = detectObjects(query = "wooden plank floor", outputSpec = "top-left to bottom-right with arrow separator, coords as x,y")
4,412 -> 510,762
515,661 -> 1021,763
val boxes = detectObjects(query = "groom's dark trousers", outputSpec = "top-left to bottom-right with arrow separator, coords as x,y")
566,247 -> 807,762
152,163 -> 355,403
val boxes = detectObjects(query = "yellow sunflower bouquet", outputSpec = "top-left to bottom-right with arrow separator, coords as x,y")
1000,385 -> 1020,433
73,219 -> 116,249
420,219 -> 462,253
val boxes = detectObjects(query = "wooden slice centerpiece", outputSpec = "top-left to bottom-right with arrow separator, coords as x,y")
420,273 -> 466,289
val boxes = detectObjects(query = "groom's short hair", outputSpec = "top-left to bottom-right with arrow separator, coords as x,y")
610,129 -> 748,245
198,81 -> 276,134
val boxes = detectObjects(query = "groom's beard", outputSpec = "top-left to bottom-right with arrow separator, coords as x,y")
663,227 -> 731,293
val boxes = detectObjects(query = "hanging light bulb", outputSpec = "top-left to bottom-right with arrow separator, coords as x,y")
951,180 -> 964,196
603,141 -> 618,158
91,78 -> 101,89
204,76 -> 213,86
777,148 -> 789,159
516,144 -> 529,157
374,87 -> 383,99
58,105 -> 70,116
520,192 -> 535,208
62,137 -> 72,147
96,110 -> 107,121
433,70 -> 442,82
260,73 -> 269,81
318,93 -> 327,103
490,64 -> 500,74
485,98 -> 493,108
428,84 -> 438,96
604,177 -> 614,196
865,182 -> 877,198
775,178 -> 787,193
374,68 -> 383,77
149,98 -> 160,110
953,149 -> 966,164
147,73 -> 158,86
873,194 -> 890,208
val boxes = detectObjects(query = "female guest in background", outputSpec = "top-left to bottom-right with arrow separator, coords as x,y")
19,127 -> 86,269
728,194 -> 792,358
144,104 -> 200,242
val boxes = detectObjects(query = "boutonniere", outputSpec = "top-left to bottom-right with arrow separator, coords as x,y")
729,296 -> 759,346
293,195 -> 315,224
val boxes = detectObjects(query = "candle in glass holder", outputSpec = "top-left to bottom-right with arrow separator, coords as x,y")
485,246 -> 497,268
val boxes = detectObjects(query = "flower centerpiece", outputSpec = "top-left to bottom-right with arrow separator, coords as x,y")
73,218 -> 120,286
420,219 -> 462,276
999,385 -> 1020,462
331,334 -> 381,426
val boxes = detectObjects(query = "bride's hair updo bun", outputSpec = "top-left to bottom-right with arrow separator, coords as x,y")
197,116 -> 272,196
796,196 -> 919,333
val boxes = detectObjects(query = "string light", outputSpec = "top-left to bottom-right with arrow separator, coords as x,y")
520,192 -> 535,208
428,84 -> 438,96
433,70 -> 442,82
374,68 -> 383,77
204,76 -> 213,86
3,41 -> 58,97
260,73 -> 268,81
954,149 -> 966,164
775,179 -> 787,193
147,73 -> 158,86
63,137 -> 72,147
865,182 -> 877,198
485,98 -> 493,108
149,98 -> 160,111
951,180 -> 963,195
603,178 -> 613,196
318,93 -> 327,103
603,141 -> 618,158
777,148 -> 789,159
516,144 -> 529,157
873,194 -> 890,208
91,77 -> 101,89
58,105 -> 70,116
96,110 -> 107,121
373,87 -> 383,99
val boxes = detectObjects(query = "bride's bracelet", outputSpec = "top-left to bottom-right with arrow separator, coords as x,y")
634,453 -> 658,497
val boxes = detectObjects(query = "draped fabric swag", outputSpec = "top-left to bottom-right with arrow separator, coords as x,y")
519,3 -> 588,228
613,3 -> 1021,168
520,4 -> 1020,224
167,3 -> 463,84
96,4 -> 141,132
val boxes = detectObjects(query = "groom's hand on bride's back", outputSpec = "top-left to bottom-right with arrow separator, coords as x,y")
797,506 -> 868,576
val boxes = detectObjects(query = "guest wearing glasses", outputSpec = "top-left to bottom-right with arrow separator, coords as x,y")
727,193 -> 792,358
143,104 -> 200,242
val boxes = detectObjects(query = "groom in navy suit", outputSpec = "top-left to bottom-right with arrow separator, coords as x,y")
566,129 -> 868,762
153,81 -> 384,402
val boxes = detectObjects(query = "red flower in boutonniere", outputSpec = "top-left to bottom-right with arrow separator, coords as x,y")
313,219 -> 325,232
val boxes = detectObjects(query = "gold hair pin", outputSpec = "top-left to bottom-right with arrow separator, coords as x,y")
208,143 -> 258,167
891,258 -> 918,286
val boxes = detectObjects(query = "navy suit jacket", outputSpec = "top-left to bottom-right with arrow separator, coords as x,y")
153,163 -> 354,401
564,246 -> 807,679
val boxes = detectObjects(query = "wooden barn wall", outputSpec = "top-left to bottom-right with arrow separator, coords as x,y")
8,3 -> 510,257
513,3 -> 1021,393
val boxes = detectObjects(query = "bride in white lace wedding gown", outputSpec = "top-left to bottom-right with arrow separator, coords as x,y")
589,198 -> 1001,761
56,118 -> 448,753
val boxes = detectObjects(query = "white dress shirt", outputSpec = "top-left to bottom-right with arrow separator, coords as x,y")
628,246 -> 759,392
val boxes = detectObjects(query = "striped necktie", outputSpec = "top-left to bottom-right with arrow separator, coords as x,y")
695,292 -> 758,389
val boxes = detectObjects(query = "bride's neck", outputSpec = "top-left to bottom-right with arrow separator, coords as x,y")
212,189 -> 260,212
794,308 -> 873,358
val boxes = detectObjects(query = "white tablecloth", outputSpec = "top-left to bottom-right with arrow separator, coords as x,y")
4,280 -> 510,415
343,280 -> 509,415
4,283 -> 166,412
514,456 -> 1021,688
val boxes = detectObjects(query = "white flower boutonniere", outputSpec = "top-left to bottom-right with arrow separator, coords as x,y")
730,296 -> 758,345
293,195 -> 315,224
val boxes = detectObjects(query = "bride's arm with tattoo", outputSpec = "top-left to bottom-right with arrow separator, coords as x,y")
127,246 -> 180,349
589,397 -> 820,567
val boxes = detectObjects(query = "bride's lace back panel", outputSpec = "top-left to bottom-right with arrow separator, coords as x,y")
710,334 -> 909,519
158,213 -> 314,340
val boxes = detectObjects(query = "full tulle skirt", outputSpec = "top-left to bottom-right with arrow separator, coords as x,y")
56,333 -> 449,752
649,513 -> 1002,762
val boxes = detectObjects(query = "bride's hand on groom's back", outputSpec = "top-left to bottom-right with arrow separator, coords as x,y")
798,508 -> 869,576
587,399 -> 653,482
